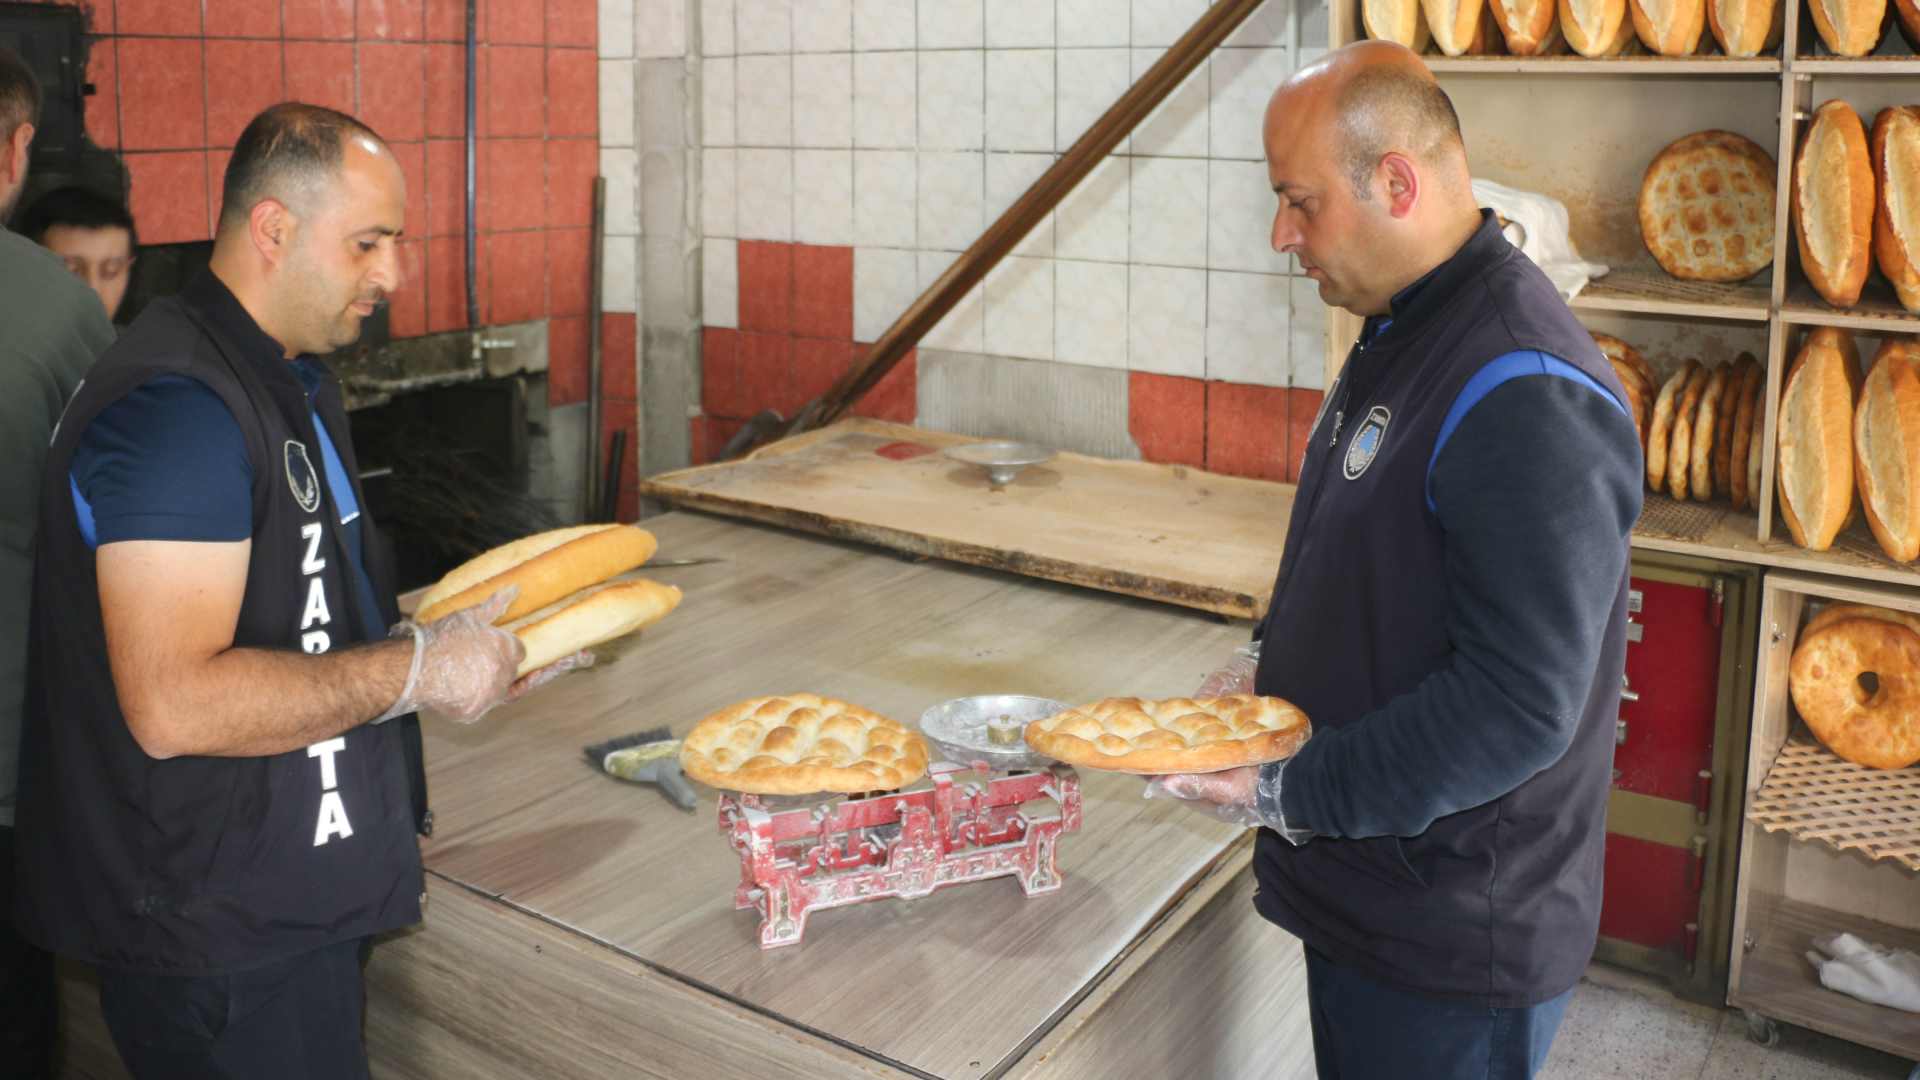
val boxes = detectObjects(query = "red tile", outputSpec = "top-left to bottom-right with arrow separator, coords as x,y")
118,0 -> 198,35
546,227 -> 590,316
486,46 -> 545,137
1205,381 -> 1290,482
427,233 -> 476,331
544,137 -> 595,228
600,400 -> 638,486
696,416 -> 748,464
388,239 -> 427,337
285,42 -> 356,114
738,241 -> 794,334
547,315 -> 589,405
701,328 -> 746,418
357,42 -> 426,143
205,39 -> 283,149
118,38 -> 204,151
792,338 -> 855,413
1286,388 -> 1324,483
208,148 -> 234,226
792,245 -> 854,341
203,0 -> 281,37
425,138 -> 465,236
424,0 -> 466,40
358,0 -> 424,38
84,39 -> 117,150
852,348 -> 916,424
425,44 -> 469,138
545,48 -> 596,138
615,487 -> 640,524
283,0 -> 355,38
737,333 -> 793,418
486,0 -> 544,44
487,230 -> 546,323
480,138 -> 544,232
127,151 -> 209,244
1128,372 -> 1206,469
546,0 -> 597,47
384,140 -> 428,239
601,313 -> 638,399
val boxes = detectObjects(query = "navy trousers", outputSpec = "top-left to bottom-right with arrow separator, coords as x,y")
1305,946 -> 1573,1080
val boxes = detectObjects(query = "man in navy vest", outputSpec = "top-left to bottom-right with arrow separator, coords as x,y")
1154,42 -> 1642,1079
16,104 -> 582,1078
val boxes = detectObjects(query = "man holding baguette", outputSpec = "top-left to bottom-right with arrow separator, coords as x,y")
1152,42 -> 1643,1079
13,103 -> 577,1078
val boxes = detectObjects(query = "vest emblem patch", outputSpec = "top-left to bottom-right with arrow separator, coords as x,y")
1343,406 -> 1392,480
285,440 -> 321,513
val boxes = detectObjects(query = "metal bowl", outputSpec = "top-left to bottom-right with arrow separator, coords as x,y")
943,441 -> 1057,486
919,694 -> 1070,772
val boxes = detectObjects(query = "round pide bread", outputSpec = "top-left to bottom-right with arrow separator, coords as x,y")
1024,695 -> 1311,775
1789,617 -> 1920,770
679,694 -> 931,795
1638,130 -> 1776,283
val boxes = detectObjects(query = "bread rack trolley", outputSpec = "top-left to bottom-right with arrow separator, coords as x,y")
718,695 -> 1081,948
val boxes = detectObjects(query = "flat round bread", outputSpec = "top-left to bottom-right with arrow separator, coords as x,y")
1729,361 -> 1763,510
510,579 -> 681,678
1024,695 -> 1310,775
1648,361 -> 1700,492
1714,353 -> 1757,495
1639,130 -> 1777,283
679,694 -> 931,795
1594,332 -> 1659,399
1668,362 -> 1712,500
1690,362 -> 1731,501
1805,601 -> 1920,640
1789,617 -> 1920,770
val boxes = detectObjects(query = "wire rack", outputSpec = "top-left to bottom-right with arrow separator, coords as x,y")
1748,739 -> 1920,872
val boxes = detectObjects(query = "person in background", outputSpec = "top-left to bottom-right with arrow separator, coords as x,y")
19,185 -> 138,323
0,45 -> 117,1080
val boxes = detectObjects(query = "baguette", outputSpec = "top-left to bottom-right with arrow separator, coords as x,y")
1562,0 -> 1638,52
1707,0 -> 1783,54
416,524 -> 659,625
1871,107 -> 1920,314
1777,327 -> 1863,550
1648,361 -> 1701,491
1854,339 -> 1920,562
1630,0 -> 1707,54
1423,0 -> 1499,54
1492,0 -> 1566,52
1806,0 -> 1888,55
1795,100 -> 1876,309
1897,0 -> 1920,48
1689,362 -> 1731,501
509,579 -> 683,678
1366,0 -> 1435,49
1728,359 -> 1764,509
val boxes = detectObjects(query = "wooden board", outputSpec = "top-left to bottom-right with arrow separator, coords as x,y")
415,511 -> 1256,1080
637,420 -> 1292,620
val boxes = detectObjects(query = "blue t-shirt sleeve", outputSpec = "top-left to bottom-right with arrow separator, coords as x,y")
71,375 -> 253,547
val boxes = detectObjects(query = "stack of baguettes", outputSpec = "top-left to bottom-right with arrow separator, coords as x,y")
1801,0 -> 1920,56
1775,327 -> 1920,561
1794,100 -> 1920,314
1361,0 -> 1785,56
413,524 -> 683,677
1630,338 -> 1772,511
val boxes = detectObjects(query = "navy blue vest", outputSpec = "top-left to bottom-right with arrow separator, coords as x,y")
1252,213 -> 1631,1006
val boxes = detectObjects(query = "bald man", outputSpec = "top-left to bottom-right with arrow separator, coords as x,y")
14,103 -> 580,1077
1157,42 -> 1642,1079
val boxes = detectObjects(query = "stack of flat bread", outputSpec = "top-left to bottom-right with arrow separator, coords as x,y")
1638,344 -> 1769,511
1795,100 -> 1920,314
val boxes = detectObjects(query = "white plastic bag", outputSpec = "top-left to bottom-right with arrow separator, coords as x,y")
1472,178 -> 1610,304
1805,931 -> 1920,1013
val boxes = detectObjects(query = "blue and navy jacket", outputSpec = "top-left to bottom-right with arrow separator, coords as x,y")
1252,211 -> 1644,1006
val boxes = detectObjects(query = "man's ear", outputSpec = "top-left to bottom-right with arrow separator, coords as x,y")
5,122 -> 34,181
248,198 -> 293,267
1379,152 -> 1420,219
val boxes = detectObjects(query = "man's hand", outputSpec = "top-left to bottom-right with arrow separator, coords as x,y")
1143,765 -> 1264,828
506,649 -> 596,701
399,587 -> 528,723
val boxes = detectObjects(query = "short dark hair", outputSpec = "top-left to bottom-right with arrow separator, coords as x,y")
218,102 -> 387,232
0,45 -> 40,141
17,185 -> 137,247
1335,67 -> 1465,199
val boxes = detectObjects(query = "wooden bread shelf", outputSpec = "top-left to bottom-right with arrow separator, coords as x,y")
1780,280 -> 1920,332
1748,739 -> 1920,872
1423,56 -> 1783,74
1730,894 -> 1920,1061
1572,267 -> 1775,321
1790,58 -> 1920,74
1632,496 -> 1920,587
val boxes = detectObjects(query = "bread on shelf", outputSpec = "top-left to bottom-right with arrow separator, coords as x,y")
1364,0 -> 1435,50
1562,0 -> 1639,51
1871,106 -> 1920,315
1895,0 -> 1920,49
1629,0 -> 1708,54
1804,0 -> 1889,56
1707,0 -> 1783,55
1423,0 -> 1503,54
1794,100 -> 1876,310
1639,130 -> 1777,284
1777,327 -> 1863,552
1854,338 -> 1920,562
1491,0 -> 1567,53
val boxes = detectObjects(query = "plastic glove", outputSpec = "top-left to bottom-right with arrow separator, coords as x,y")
382,586 -> 527,725
1806,932 -> 1920,1013
1194,642 -> 1260,698
1143,766 -> 1265,828
507,649 -> 597,701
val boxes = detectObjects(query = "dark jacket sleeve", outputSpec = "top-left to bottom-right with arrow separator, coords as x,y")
1277,372 -> 1642,839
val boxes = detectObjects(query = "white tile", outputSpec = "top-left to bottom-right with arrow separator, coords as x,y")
1058,0 -> 1128,45
919,249 -> 986,352
987,151 -> 1054,256
737,148 -> 794,241
600,60 -> 635,147
854,149 -> 916,247
1205,270 -> 1289,386
1130,156 -> 1207,267
794,0 -> 853,51
987,0 -> 1056,45
1131,48 -> 1207,157
603,234 -> 639,313
702,238 -> 738,327
736,55 -> 794,147
701,0 -> 735,55
794,52 -> 854,147
1056,153 -> 1128,262
702,57 -> 736,146
1208,159 -> 1287,273
736,0 -> 793,52
1054,258 -> 1128,368
1131,0 -> 1206,46
917,151 -> 985,250
635,0 -> 687,57
919,0 -> 985,48
855,246 -> 919,341
1225,0 -> 1290,46
1056,48 -> 1129,152
794,149 -> 855,245
702,147 -> 738,238
599,0 -> 634,58
600,147 -> 640,236
1210,48 -> 1288,160
919,50 -> 984,150
1128,264 -> 1205,376
986,50 -> 1054,153
1290,276 -> 1327,389
984,256 -> 1054,360
854,51 -> 917,148
854,0 -> 916,48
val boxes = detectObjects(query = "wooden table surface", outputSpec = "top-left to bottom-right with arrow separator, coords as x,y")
415,510 -> 1259,1079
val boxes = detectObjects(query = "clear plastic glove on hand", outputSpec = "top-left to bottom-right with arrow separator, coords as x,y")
1194,642 -> 1260,698
1806,932 -> 1920,1013
507,648 -> 597,700
383,586 -> 527,725
1143,766 -> 1264,828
